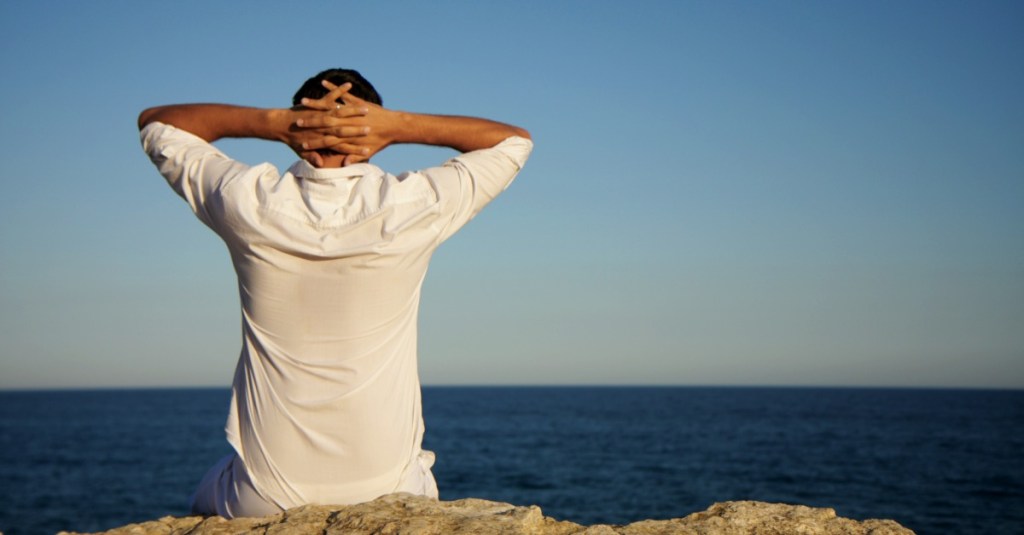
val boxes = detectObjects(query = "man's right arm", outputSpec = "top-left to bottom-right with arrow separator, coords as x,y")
139,83 -> 371,167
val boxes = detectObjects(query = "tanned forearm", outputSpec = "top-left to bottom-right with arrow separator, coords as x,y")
139,85 -> 370,166
137,104 -> 292,144
387,112 -> 530,153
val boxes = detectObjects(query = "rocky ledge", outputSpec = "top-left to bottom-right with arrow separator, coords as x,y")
60,493 -> 915,534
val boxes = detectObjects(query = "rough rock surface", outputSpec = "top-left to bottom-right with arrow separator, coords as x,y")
60,493 -> 915,534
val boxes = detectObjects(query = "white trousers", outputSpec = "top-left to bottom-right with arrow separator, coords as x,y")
190,450 -> 439,518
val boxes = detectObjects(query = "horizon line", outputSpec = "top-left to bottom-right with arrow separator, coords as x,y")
1,384 -> 1021,393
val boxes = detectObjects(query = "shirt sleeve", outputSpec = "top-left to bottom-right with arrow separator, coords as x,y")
140,121 -> 253,230
422,135 -> 533,243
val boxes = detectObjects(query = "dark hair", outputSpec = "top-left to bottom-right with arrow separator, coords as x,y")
292,68 -> 382,107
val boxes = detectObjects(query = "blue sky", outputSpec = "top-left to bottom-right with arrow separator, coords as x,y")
0,1 -> 1021,389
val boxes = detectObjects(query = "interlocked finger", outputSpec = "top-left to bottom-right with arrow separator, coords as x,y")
328,103 -> 369,118
301,135 -> 372,154
330,126 -> 370,137
300,82 -> 353,111
329,143 -> 372,156
322,80 -> 373,109
295,108 -> 368,128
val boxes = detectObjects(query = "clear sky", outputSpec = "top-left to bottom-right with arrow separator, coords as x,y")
0,1 -> 1021,389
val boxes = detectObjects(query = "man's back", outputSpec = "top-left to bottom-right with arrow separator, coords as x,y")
140,96 -> 531,515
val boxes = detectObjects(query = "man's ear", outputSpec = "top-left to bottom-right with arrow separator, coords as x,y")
296,149 -> 324,168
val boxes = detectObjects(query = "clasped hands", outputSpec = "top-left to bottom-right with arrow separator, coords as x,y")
287,81 -> 394,167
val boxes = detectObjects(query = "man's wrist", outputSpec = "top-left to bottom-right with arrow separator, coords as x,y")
372,109 -> 409,146
395,111 -> 436,146
263,108 -> 293,144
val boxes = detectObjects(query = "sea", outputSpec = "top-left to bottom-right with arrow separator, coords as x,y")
0,387 -> 1021,535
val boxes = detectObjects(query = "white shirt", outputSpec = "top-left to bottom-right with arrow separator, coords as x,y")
141,122 -> 532,508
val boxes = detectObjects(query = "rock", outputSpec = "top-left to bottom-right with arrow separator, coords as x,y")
58,493 -> 915,535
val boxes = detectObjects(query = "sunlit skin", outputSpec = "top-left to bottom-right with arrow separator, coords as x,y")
294,81 -> 530,168
139,80 -> 530,169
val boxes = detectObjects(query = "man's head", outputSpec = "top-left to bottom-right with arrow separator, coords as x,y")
292,69 -> 382,168
293,68 -> 382,108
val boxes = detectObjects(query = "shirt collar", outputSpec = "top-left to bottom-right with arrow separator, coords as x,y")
286,160 -> 379,180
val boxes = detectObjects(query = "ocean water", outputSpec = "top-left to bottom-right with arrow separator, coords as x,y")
0,387 -> 1021,534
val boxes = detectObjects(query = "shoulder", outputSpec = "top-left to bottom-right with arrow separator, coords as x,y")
140,121 -> 240,173
427,135 -> 534,195
140,121 -> 208,152
448,136 -> 534,172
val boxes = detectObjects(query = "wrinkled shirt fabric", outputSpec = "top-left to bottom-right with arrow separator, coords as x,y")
140,122 -> 531,516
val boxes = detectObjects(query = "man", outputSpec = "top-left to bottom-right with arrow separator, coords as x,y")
138,68 -> 532,518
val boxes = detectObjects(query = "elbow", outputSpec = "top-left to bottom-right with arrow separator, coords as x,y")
511,126 -> 531,140
137,107 -> 163,130
137,108 -> 154,130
